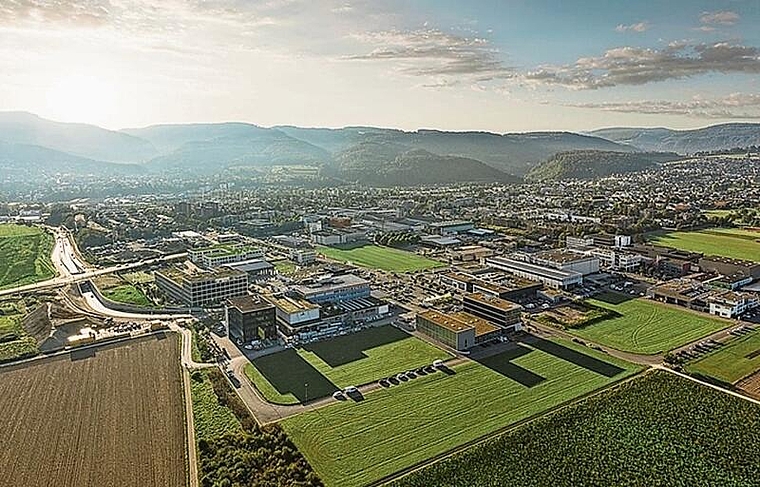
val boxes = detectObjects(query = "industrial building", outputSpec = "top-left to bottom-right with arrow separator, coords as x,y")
649,278 -> 759,318
265,295 -> 321,333
293,274 -> 371,303
155,262 -> 248,307
225,296 -> 277,343
416,310 -> 501,351
699,256 -> 760,281
188,244 -> 264,268
430,220 -> 475,236
486,256 -> 583,289
531,250 -> 600,276
223,259 -> 275,280
463,293 -> 522,331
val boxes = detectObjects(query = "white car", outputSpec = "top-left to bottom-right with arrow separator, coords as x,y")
244,344 -> 253,350
344,386 -> 358,394
332,391 -> 344,400
432,359 -> 444,368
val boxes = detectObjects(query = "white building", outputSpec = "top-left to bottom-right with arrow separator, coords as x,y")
486,257 -> 583,289
708,292 -> 759,318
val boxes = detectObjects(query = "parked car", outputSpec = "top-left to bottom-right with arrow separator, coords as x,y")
344,386 -> 358,394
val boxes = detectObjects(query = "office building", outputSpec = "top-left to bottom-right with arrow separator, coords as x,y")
293,274 -> 371,303
416,310 -> 501,351
156,262 -> 248,307
463,293 -> 522,331
226,296 -> 277,343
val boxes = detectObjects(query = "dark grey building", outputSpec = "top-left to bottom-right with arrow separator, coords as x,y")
226,295 -> 277,343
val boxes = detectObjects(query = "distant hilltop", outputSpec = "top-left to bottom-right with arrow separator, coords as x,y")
1,111 -> 759,186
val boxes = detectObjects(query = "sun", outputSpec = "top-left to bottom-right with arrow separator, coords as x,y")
43,74 -> 117,126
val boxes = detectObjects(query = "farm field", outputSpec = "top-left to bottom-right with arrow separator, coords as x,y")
648,227 -> 760,262
0,224 -> 55,290
103,283 -> 154,307
282,338 -> 641,487
245,326 -> 450,404
687,329 -> 760,384
317,244 -> 444,272
569,296 -> 727,355
0,334 -> 187,487
393,371 -> 760,487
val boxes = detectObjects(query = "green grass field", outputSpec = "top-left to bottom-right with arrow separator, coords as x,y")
0,315 -> 22,343
190,370 -> 243,441
568,296 -> 728,355
649,227 -> 760,262
103,284 -> 153,307
687,330 -> 760,384
245,326 -> 450,404
0,224 -> 55,290
318,244 -> 445,272
273,260 -> 297,275
281,338 -> 641,487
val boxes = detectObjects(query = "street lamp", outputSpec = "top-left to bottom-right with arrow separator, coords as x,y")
305,382 -> 309,404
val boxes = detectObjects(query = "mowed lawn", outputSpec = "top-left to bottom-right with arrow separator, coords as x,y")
318,244 -> 445,272
103,284 -> 153,307
569,297 -> 728,355
0,224 -> 55,290
687,330 -> 760,384
281,338 -> 641,487
649,228 -> 760,262
245,326 -> 450,404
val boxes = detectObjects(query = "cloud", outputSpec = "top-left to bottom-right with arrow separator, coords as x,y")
615,22 -> 649,33
699,10 -> 740,26
522,41 -> 760,89
567,93 -> 760,119
346,28 -> 513,83
0,0 -> 113,27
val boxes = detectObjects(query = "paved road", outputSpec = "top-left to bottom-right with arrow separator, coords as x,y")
0,227 -> 186,297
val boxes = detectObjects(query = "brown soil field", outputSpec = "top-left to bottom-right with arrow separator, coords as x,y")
0,334 -> 187,487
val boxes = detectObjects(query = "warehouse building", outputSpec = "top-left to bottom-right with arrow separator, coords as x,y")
156,262 -> 248,307
225,296 -> 277,343
486,256 -> 583,289
463,293 -> 522,331
223,259 -> 275,280
416,310 -> 501,351
265,295 -> 321,333
293,273 -> 371,303
531,250 -> 600,276
699,256 -> 760,281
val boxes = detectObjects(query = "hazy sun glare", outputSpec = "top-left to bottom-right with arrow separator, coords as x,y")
43,74 -> 117,126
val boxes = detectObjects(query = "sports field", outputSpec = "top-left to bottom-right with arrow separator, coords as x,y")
317,244 -> 445,272
568,296 -> 727,355
281,338 -> 641,487
648,228 -> 760,262
245,326 -> 450,404
687,330 -> 760,384
0,224 -> 55,290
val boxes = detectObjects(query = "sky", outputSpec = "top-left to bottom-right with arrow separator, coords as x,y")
1,0 -> 759,132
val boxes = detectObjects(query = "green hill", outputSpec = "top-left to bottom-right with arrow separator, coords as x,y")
526,150 -> 681,181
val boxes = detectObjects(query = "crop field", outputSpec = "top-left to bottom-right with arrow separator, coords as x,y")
0,224 -> 55,290
103,283 -> 154,307
568,297 -> 727,354
393,371 -> 760,487
317,244 -> 444,272
687,329 -> 760,384
245,326 -> 450,404
0,334 -> 187,487
282,337 -> 641,487
648,227 -> 760,262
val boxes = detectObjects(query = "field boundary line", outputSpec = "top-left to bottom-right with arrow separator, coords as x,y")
371,368 -> 649,487
655,365 -> 760,407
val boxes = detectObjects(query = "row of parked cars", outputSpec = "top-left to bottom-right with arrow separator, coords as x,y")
332,360 -> 447,400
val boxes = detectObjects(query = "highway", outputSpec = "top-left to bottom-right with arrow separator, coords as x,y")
0,227 -> 186,298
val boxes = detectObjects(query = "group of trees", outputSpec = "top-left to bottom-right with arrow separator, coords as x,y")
373,231 -> 420,247
196,369 -> 322,487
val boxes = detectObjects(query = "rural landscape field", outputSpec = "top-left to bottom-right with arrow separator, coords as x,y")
317,244 -> 444,272
245,325 -> 450,403
649,227 -> 760,262
392,371 -> 760,487
687,330 -> 760,384
0,334 -> 187,487
282,338 -> 641,487
0,224 -> 55,290
568,295 -> 728,354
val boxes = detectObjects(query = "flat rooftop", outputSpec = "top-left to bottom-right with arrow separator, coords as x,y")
535,249 -> 595,264
266,295 -> 320,314
158,261 -> 246,283
701,255 -> 760,267
227,295 -> 274,313
487,257 -> 582,281
465,292 -> 522,312
294,274 -> 369,294
418,310 -> 499,336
